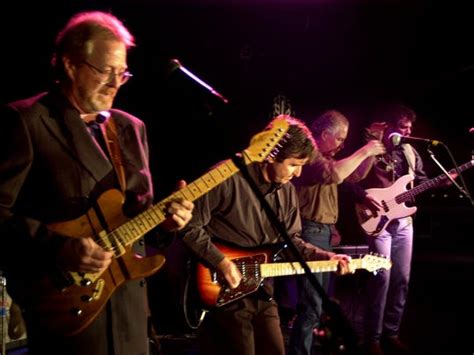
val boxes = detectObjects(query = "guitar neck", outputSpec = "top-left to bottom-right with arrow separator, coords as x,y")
102,116 -> 290,255
260,259 -> 365,277
108,160 -> 240,253
397,160 -> 474,203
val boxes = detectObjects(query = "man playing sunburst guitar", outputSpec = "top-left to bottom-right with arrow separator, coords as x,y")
180,116 -> 353,355
0,11 -> 193,355
357,104 -> 428,355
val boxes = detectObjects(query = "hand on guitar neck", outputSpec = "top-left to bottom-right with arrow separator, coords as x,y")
31,117 -> 291,336
442,171 -> 459,188
158,179 -> 194,232
330,254 -> 354,275
216,249 -> 353,290
196,243 -> 392,308
356,159 -> 474,236
217,248 -> 356,289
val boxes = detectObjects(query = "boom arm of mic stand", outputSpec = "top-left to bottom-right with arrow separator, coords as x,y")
231,154 -> 358,352
427,145 -> 474,206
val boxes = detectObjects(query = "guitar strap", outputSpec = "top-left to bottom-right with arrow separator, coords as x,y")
100,117 -> 126,195
99,117 -> 155,321
401,144 -> 416,189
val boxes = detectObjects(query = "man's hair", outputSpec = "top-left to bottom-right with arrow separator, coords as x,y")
266,115 -> 317,163
51,11 -> 135,80
376,103 -> 417,126
310,110 -> 349,138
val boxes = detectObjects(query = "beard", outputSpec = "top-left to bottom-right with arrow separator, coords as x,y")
78,86 -> 115,113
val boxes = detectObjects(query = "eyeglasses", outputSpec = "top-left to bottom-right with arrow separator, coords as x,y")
82,61 -> 133,85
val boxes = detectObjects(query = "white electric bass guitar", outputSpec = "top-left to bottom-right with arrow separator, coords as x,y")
356,160 -> 474,236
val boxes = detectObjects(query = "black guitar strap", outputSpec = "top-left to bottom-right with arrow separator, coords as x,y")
231,154 -> 359,354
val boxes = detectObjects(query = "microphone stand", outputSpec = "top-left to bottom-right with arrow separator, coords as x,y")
232,155 -> 359,354
1,272 -> 6,355
427,144 -> 474,206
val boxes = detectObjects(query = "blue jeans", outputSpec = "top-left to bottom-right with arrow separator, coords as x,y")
364,217 -> 413,343
289,220 -> 332,355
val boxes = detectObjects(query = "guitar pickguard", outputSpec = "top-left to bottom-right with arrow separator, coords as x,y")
373,215 -> 389,235
216,254 -> 267,307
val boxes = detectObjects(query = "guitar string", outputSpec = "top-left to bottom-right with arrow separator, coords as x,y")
92,161 -> 243,253
224,258 -> 386,278
92,127 -> 290,254
74,127 -> 287,282
365,161 -> 473,217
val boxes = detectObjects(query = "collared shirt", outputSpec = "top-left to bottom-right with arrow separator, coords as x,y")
181,161 -> 334,268
85,120 -> 111,161
293,154 -> 340,224
361,144 -> 427,189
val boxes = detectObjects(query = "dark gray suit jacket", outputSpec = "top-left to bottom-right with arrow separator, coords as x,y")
0,88 -> 154,355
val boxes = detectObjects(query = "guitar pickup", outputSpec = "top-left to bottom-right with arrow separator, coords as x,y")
91,279 -> 105,300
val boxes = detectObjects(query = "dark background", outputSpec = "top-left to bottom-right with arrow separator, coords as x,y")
3,0 -> 474,191
2,1 -> 473,354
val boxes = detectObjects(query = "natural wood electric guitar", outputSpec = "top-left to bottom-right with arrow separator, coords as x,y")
196,242 -> 392,308
35,117 -> 290,336
356,160 -> 474,236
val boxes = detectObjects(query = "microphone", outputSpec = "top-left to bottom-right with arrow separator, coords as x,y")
389,132 -> 441,146
171,59 -> 229,104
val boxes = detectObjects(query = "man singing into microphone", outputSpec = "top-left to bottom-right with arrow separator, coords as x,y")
356,104 -> 428,355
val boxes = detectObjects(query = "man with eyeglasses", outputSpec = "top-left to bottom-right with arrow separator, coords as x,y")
81,60 -> 133,86
0,11 -> 193,355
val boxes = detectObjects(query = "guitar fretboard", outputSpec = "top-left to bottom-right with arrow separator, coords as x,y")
105,160 -> 240,256
396,160 -> 473,204
260,259 -> 365,277
92,117 -> 289,255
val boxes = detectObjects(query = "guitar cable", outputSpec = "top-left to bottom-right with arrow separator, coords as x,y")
181,260 -> 207,330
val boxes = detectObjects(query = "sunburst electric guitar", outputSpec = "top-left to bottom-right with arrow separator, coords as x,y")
356,160 -> 474,237
34,116 -> 291,336
196,242 -> 392,308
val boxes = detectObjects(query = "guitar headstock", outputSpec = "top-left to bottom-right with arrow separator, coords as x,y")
360,253 -> 392,273
242,115 -> 290,163
272,94 -> 295,117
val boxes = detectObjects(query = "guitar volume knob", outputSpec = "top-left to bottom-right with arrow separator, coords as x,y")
80,278 -> 92,287
81,295 -> 94,303
71,308 -> 83,316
